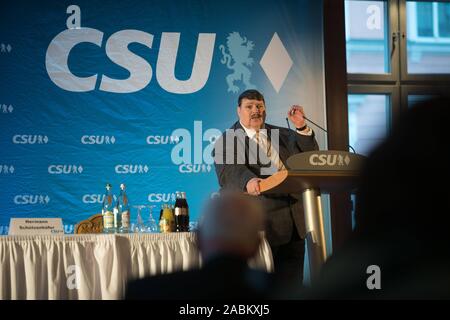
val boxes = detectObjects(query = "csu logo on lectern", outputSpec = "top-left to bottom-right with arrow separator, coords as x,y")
309,154 -> 351,166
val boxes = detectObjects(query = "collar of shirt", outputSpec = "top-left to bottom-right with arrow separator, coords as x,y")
239,121 -> 268,140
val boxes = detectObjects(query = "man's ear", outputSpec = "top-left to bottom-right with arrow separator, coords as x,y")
236,105 -> 241,117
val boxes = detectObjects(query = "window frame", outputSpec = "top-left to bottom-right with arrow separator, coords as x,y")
400,0 -> 450,81
407,2 -> 450,42
400,85 -> 450,109
346,0 -> 400,82
348,84 -> 400,132
329,0 -> 450,255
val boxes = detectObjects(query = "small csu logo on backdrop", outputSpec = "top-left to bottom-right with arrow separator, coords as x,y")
148,193 -> 177,203
12,135 -> 49,144
179,164 -> 212,174
115,164 -> 149,174
0,165 -> 14,174
81,135 -> 116,145
1,104 -> 14,114
48,165 -> 84,174
82,194 -> 105,204
14,195 -> 50,205
146,135 -> 179,145
0,43 -> 12,53
46,6 -> 293,94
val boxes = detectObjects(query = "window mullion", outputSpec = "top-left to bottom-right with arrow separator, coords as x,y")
433,2 -> 439,38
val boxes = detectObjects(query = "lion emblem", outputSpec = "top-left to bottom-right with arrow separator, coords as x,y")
219,32 -> 256,93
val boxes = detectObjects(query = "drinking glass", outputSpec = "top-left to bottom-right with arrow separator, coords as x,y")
132,205 -> 147,233
145,205 -> 158,233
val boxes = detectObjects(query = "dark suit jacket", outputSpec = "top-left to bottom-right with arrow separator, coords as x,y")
213,121 -> 319,246
125,255 -> 274,300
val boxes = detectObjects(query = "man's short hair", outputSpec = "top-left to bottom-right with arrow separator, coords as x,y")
197,191 -> 265,259
238,89 -> 265,106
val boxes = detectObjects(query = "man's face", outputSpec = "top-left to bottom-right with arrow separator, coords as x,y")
237,98 -> 266,130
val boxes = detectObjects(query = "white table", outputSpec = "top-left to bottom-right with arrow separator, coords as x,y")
0,233 -> 273,300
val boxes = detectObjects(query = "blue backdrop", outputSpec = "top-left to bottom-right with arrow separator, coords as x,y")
0,0 -> 326,234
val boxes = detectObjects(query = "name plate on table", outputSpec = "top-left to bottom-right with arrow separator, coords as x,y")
8,218 -> 64,235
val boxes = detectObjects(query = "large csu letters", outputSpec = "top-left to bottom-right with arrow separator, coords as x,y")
46,28 -> 215,94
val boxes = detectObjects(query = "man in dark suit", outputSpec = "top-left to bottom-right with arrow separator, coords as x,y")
125,191 -> 273,300
213,89 -> 319,287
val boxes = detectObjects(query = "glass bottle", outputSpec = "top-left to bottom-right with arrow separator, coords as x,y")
102,183 -> 115,233
160,203 -> 175,233
174,191 -> 183,232
180,191 -> 190,232
159,204 -> 164,221
117,183 -> 130,233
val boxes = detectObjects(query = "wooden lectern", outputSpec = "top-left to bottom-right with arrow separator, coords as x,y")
259,150 -> 366,282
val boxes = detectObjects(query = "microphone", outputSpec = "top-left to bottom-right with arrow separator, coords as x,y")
285,117 -> 292,130
286,116 -> 357,153
303,115 -> 327,134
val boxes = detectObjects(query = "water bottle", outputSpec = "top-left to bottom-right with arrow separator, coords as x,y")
102,183 -> 115,233
117,183 -> 130,233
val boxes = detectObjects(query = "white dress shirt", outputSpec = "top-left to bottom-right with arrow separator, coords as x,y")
239,122 -> 312,174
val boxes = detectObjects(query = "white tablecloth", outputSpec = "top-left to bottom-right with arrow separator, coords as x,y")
0,233 -> 273,300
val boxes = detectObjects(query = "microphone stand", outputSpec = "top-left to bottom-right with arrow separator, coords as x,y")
286,115 -> 357,153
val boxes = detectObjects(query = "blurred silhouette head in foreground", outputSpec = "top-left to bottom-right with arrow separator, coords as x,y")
197,191 -> 265,262
125,191 -> 271,300
355,96 -> 450,241
300,96 -> 450,299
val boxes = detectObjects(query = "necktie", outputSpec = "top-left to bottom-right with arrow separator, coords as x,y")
255,130 -> 285,171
